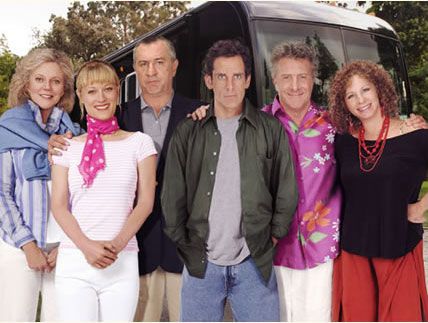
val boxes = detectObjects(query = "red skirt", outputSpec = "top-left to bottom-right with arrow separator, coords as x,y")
332,241 -> 428,321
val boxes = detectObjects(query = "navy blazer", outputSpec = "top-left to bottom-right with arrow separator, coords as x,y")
119,93 -> 203,275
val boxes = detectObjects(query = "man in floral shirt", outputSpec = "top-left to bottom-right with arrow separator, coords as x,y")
262,42 -> 341,322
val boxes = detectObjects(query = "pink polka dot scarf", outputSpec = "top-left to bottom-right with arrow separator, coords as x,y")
78,115 -> 119,187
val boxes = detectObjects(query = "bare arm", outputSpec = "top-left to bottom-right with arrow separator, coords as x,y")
51,164 -> 117,268
408,192 -> 428,224
110,155 -> 157,253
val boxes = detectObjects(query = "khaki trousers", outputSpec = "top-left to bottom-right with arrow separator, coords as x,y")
134,267 -> 182,322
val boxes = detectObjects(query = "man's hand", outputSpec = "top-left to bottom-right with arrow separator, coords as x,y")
272,236 -> 278,247
187,105 -> 209,121
405,113 -> 428,130
22,241 -> 52,272
408,201 -> 426,224
80,239 -> 118,269
47,131 -> 73,164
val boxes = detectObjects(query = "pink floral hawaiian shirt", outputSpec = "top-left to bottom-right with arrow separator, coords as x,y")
263,97 -> 342,269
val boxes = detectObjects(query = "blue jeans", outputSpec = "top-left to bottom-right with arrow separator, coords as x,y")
180,257 -> 280,322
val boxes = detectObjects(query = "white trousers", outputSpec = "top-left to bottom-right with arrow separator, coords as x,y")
0,239 -> 57,321
274,260 -> 333,322
55,248 -> 139,321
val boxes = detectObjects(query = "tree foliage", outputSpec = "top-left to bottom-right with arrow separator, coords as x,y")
366,2 -> 428,118
0,35 -> 19,116
37,1 -> 189,64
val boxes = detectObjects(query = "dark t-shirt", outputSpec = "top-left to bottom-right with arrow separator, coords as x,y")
335,129 -> 428,258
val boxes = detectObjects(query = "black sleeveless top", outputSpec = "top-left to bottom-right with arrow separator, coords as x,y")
335,129 -> 428,258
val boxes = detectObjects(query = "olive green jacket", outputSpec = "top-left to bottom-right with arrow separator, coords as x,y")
161,100 -> 298,282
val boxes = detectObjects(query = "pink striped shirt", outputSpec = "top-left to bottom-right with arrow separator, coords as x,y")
53,132 -> 157,251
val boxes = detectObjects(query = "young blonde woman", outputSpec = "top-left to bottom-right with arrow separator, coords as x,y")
0,48 -> 80,321
51,60 -> 157,321
329,60 -> 428,321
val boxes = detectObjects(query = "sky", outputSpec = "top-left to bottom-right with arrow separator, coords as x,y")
0,0 -> 208,56
0,0 -> 73,55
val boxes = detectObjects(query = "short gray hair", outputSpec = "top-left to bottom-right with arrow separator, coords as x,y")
133,36 -> 176,66
270,41 -> 318,77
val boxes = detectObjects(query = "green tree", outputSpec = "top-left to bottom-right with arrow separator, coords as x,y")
36,1 -> 189,65
0,35 -> 19,116
366,2 -> 428,118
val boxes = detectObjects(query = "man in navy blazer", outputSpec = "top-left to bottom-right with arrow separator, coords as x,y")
119,36 -> 202,321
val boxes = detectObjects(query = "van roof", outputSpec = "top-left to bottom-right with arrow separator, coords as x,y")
104,1 -> 397,64
242,1 -> 395,35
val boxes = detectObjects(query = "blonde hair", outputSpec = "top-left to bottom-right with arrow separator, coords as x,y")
76,60 -> 120,117
8,48 -> 75,112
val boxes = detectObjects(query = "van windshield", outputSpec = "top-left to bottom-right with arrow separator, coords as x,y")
254,20 -> 409,114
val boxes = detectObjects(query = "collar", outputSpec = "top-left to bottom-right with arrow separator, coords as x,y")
201,99 -> 258,128
271,95 -> 320,120
28,100 -> 63,134
140,92 -> 174,112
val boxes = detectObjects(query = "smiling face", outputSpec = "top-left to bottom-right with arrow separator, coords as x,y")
204,55 -> 250,117
79,82 -> 119,121
272,58 -> 314,116
344,74 -> 382,123
27,62 -> 65,119
133,39 -> 178,98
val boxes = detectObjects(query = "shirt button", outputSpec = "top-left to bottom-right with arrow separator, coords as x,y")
214,131 -> 218,136
210,171 -> 214,176
207,192 -> 211,196
213,151 -> 217,156
201,259 -> 205,263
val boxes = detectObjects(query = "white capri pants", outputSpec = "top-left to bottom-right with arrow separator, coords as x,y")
0,239 -> 57,321
55,248 -> 139,321
274,259 -> 333,322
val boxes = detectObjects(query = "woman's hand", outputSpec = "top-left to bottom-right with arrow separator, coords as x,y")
21,241 -> 52,272
47,131 -> 73,164
110,236 -> 127,255
47,247 -> 59,268
80,239 -> 118,269
407,201 -> 426,223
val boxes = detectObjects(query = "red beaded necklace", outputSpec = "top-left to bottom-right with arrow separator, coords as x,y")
358,116 -> 390,172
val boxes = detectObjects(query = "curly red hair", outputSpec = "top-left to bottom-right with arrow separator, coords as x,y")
328,60 -> 398,133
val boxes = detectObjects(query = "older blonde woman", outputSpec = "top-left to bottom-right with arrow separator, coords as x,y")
51,60 -> 157,321
0,48 -> 81,321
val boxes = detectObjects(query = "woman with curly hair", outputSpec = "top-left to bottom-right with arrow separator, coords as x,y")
0,48 -> 81,321
329,60 -> 428,321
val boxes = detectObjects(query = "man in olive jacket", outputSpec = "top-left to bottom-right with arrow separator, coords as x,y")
161,39 -> 298,322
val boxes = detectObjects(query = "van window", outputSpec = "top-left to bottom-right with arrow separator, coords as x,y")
343,30 -> 409,114
254,20 -> 345,108
125,73 -> 137,102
